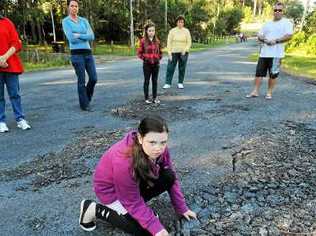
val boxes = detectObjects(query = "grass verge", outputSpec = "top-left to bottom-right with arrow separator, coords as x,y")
22,39 -> 236,72
248,52 -> 316,80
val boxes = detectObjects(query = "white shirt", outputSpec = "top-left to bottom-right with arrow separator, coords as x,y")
259,18 -> 293,58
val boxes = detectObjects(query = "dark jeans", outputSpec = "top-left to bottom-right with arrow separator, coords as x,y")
96,169 -> 176,236
165,52 -> 188,85
143,63 -> 159,100
70,54 -> 97,109
0,72 -> 24,122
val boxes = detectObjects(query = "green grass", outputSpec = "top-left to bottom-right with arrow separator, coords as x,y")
24,61 -> 70,72
282,53 -> 316,79
21,38 -> 236,72
20,49 -> 70,72
248,52 -> 316,80
94,38 -> 236,56
93,44 -> 137,56
190,38 -> 236,52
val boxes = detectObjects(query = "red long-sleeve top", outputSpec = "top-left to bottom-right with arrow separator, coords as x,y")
137,38 -> 162,64
0,17 -> 24,74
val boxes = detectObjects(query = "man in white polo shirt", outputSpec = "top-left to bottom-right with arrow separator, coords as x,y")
247,2 -> 293,100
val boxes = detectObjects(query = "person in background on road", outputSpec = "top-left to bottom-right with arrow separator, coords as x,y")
163,15 -> 192,90
79,116 -> 197,236
246,2 -> 293,100
137,21 -> 163,104
62,0 -> 97,111
0,10 -> 31,133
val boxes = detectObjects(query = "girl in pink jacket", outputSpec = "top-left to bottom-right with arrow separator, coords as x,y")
79,116 -> 196,236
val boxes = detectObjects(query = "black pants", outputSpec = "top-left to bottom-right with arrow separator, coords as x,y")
96,169 -> 175,236
143,63 -> 159,100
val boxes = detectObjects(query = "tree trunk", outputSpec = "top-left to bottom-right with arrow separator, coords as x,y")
31,18 -> 38,43
253,0 -> 257,17
36,20 -> 43,44
258,0 -> 262,16
165,0 -> 168,33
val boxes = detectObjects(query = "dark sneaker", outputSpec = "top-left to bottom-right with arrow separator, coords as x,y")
81,105 -> 93,112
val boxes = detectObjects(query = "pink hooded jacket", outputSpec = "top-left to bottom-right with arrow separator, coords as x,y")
93,130 -> 188,235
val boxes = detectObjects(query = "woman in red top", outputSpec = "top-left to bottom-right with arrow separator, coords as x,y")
0,13 -> 31,133
137,21 -> 162,104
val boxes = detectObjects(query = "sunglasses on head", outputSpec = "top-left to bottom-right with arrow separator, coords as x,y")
274,9 -> 283,13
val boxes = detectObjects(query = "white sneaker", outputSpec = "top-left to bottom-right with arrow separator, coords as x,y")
153,98 -> 160,104
0,122 -> 9,133
17,119 -> 31,130
178,83 -> 184,89
163,84 -> 171,89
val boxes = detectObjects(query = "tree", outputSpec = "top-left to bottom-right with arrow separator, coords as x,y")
285,0 -> 304,25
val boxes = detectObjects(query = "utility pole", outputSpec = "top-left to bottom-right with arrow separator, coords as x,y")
130,0 -> 135,48
50,5 -> 56,42
165,0 -> 168,32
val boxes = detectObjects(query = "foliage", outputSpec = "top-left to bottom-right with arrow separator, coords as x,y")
1,0 -> 244,46
305,34 -> 316,55
286,31 -> 306,52
243,6 -> 253,23
285,0 -> 304,25
215,7 -> 244,35
303,10 -> 316,36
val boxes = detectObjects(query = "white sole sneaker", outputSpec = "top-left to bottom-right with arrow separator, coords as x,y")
0,123 -> 9,133
17,119 -> 31,130
178,83 -> 184,89
79,200 -> 96,232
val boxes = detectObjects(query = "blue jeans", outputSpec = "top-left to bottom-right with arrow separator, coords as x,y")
0,73 -> 25,122
70,54 -> 98,109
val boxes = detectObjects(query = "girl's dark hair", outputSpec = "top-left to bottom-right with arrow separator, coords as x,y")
68,0 -> 79,6
132,116 -> 169,186
175,15 -> 185,24
143,21 -> 160,45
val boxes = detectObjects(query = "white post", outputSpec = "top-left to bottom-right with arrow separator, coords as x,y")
130,0 -> 135,48
50,6 -> 56,42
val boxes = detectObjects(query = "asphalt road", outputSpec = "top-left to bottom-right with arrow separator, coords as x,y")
0,41 -> 315,235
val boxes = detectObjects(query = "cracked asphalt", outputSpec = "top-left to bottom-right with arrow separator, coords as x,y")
0,40 -> 315,235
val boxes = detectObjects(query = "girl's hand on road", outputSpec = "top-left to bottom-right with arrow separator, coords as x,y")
183,209 -> 197,221
155,229 -> 169,236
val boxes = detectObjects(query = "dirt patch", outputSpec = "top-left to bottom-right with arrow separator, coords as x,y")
0,128 -> 126,191
110,94 -> 252,122
111,98 -> 202,121
178,120 -> 316,235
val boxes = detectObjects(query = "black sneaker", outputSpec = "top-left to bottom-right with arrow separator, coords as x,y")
79,200 -> 96,231
81,105 -> 93,112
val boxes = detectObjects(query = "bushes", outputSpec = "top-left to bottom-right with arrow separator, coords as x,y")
286,10 -> 316,56
20,49 -> 70,71
286,32 -> 316,56
305,34 -> 316,55
286,31 -> 306,52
